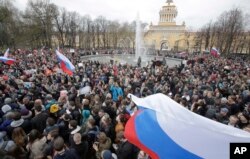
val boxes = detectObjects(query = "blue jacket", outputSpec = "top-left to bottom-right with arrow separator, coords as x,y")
110,85 -> 123,101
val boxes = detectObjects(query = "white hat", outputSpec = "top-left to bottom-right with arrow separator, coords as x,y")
1,105 -> 12,114
221,97 -> 228,104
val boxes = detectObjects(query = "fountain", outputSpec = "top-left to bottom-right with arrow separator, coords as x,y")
135,13 -> 143,59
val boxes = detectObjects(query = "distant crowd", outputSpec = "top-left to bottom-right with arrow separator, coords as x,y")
0,48 -> 250,159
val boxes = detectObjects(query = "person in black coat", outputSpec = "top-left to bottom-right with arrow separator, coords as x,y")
57,113 -> 71,145
31,102 -> 49,134
70,133 -> 88,159
115,131 -> 139,159
53,137 -> 78,159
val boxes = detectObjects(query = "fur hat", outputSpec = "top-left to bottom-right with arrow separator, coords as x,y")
1,105 -> 12,114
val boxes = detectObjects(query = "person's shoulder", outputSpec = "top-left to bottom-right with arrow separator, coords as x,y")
7,140 -> 16,147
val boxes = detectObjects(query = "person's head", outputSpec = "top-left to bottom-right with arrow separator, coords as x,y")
22,97 -> 30,105
12,127 -> 26,146
101,150 -> 114,159
87,118 -> 96,128
5,112 -> 15,120
229,115 -> 239,125
1,105 -> 12,114
45,94 -> 53,102
34,99 -> 43,107
53,137 -> 65,152
46,117 -> 55,126
116,114 -> 127,124
28,129 -> 41,143
98,132 -> 107,143
221,97 -> 228,105
69,120 -> 77,129
98,109 -> 105,118
238,113 -> 248,124
63,113 -> 71,122
243,126 -> 250,133
116,131 -> 126,143
82,110 -> 90,120
47,129 -> 59,141
101,113 -> 111,125
13,111 -> 22,121
4,98 -> 12,105
73,133 -> 82,145
220,108 -> 228,116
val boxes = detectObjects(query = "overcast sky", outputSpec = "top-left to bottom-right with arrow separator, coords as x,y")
15,0 -> 250,30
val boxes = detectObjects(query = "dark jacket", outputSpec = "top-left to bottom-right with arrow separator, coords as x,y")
58,120 -> 70,144
70,141 -> 88,159
54,149 -> 78,159
31,112 -> 49,133
116,141 -> 139,159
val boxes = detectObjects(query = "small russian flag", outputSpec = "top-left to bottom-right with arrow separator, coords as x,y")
56,50 -> 75,76
210,47 -> 220,57
0,56 -> 15,65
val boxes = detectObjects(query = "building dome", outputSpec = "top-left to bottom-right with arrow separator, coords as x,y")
159,0 -> 178,25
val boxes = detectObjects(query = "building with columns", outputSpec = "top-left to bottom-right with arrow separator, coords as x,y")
144,0 -> 190,52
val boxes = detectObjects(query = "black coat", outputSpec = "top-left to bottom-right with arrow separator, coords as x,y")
31,112 -> 49,133
116,141 -> 139,159
71,141 -> 88,159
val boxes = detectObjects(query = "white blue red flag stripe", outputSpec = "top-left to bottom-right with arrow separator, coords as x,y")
4,48 -> 9,57
210,47 -> 220,57
125,93 -> 250,159
0,56 -> 15,65
56,50 -> 75,76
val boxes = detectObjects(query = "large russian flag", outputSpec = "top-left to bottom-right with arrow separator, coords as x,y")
56,50 -> 75,76
210,47 -> 220,57
0,56 -> 15,65
125,93 -> 250,159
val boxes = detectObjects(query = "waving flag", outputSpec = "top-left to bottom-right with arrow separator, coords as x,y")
125,93 -> 250,159
56,50 -> 75,76
4,48 -> 9,57
0,56 -> 15,65
210,47 -> 220,57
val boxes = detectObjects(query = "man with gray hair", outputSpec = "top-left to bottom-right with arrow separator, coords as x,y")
70,133 -> 88,159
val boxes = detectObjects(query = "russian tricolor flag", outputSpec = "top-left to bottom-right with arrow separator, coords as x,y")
125,93 -> 250,159
56,50 -> 75,76
0,56 -> 15,65
210,47 -> 220,57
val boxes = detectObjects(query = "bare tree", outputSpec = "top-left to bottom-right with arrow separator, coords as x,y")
54,7 -> 66,47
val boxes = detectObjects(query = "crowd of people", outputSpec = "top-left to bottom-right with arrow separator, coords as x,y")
0,48 -> 250,159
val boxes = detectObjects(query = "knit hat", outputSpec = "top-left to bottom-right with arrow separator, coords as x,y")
1,105 -> 12,114
102,150 -> 114,159
4,98 -> 12,104
82,110 -> 90,119
221,108 -> 229,113
20,108 -> 32,119
221,97 -> 228,104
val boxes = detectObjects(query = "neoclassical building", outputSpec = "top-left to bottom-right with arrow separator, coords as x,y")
144,0 -> 190,52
